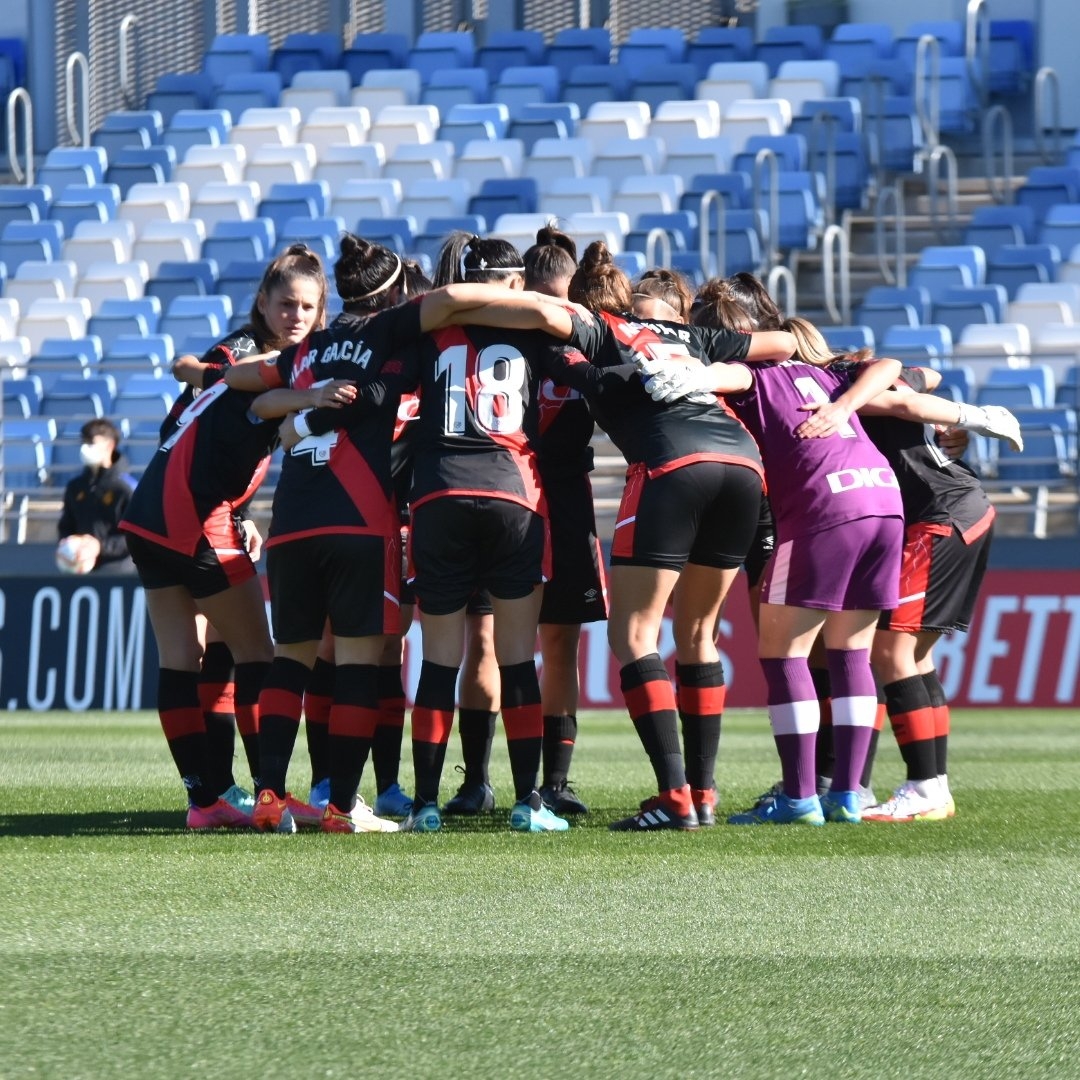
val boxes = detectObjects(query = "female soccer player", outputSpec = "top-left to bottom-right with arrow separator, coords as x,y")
167,244 -> 328,819
120,249 -> 347,829
400,234 -> 638,833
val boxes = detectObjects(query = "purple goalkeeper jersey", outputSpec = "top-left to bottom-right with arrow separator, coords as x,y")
725,359 -> 903,538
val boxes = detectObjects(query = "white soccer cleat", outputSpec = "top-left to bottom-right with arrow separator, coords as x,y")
862,779 -> 951,822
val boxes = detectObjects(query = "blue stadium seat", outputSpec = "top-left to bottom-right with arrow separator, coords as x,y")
0,220 -> 63,272
825,23 -> 894,77
494,65 -> 561,113
733,134 -> 809,174
687,26 -> 755,75
863,286 -> 932,324
881,324 -> 953,363
985,20 -> 1035,95
544,27 -> 612,80
476,30 -> 546,83
340,32 -> 410,85
983,364 -> 1056,408
855,303 -> 920,343
630,63 -> 699,113
560,65 -> 631,115
0,185 -> 50,230
201,33 -> 271,88
101,334 -> 174,374
934,365 -> 975,402
756,25 -> 826,76
822,325 -> 875,353
271,32 -> 342,82
1015,166 -> 1080,225
987,244 -> 1060,297
468,177 -> 539,220
423,69 -> 491,111
213,72 -> 283,121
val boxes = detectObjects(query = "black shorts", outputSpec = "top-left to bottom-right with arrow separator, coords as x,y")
743,495 -> 776,590
610,460 -> 763,572
878,521 -> 993,634
410,496 -> 548,616
540,471 -> 607,625
267,533 -> 400,643
125,530 -> 256,599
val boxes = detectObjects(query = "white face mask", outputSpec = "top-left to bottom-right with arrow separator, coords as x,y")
80,443 -> 109,469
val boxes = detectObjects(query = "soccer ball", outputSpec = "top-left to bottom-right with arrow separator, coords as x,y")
55,536 -> 95,575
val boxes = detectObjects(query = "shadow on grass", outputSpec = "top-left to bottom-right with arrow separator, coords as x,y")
0,810 -> 186,836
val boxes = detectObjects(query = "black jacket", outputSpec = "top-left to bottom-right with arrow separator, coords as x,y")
58,458 -> 137,569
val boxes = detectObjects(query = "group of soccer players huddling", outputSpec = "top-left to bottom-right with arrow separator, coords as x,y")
118,223 -> 1024,834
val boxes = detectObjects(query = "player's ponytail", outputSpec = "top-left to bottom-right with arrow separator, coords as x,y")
568,240 -> 632,314
336,232 -> 403,313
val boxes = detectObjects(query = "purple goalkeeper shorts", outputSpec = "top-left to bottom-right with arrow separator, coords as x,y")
761,515 -> 903,612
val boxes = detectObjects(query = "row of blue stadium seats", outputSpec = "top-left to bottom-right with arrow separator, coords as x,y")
182,21 -> 1034,94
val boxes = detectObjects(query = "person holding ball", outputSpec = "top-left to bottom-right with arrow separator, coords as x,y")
56,418 -> 136,575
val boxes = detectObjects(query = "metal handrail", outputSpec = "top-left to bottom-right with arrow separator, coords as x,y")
6,88 -> 33,184
643,227 -> 672,270
821,223 -> 851,325
64,51 -> 90,147
752,146 -> 779,273
808,111 -> 839,230
982,103 -> 1014,205
1034,67 -> 1062,164
914,34 -> 941,151
119,14 -> 142,110
875,179 -> 907,287
924,143 -> 959,239
697,189 -> 726,280
766,264 -> 796,319
965,0 -> 990,110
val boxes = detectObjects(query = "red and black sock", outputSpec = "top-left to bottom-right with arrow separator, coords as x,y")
327,663 -> 380,812
860,677 -> 887,789
621,654 -> 687,798
883,674 -> 937,782
922,669 -> 950,776
675,660 -> 725,794
198,641 -> 236,795
372,663 -> 406,794
810,665 -> 834,778
458,707 -> 497,786
542,713 -> 577,788
158,668 -> 213,807
411,661 -> 458,806
500,661 -> 543,802
258,657 -> 309,798
234,660 -> 268,790
303,656 -> 334,789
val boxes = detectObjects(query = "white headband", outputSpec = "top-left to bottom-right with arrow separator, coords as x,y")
341,254 -> 402,302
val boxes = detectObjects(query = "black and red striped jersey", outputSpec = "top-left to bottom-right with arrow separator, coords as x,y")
407,324 -> 623,513
120,380 -> 276,553
564,310 -> 764,479
260,308 -> 422,546
160,326 -> 264,442
846,363 -> 995,541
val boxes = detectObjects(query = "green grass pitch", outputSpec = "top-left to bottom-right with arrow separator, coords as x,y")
2,708 -> 1079,1078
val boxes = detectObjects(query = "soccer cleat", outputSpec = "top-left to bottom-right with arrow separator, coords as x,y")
692,787 -> 718,827
442,768 -> 496,816
727,792 -> 825,826
320,797 -> 399,834
252,789 -> 297,833
284,792 -> 322,830
308,777 -> 330,810
863,780 -> 951,822
186,798 -> 252,830
820,789 -> 863,824
400,801 -> 443,833
510,794 -> 570,833
220,784 -> 256,812
751,780 -> 783,808
539,779 -> 588,815
373,782 -> 414,818
609,792 -> 699,831
858,784 -> 877,810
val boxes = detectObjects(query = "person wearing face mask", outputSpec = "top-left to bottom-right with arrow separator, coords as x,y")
57,418 -> 136,575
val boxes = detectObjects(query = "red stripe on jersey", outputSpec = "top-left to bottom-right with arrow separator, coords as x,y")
329,430 -> 397,537
261,688 -> 303,720
382,534 -> 402,634
162,425 -> 204,550
649,451 -> 765,485
888,705 -> 936,746
411,705 -> 454,744
611,464 -> 646,560
329,704 -> 379,738
159,705 -> 205,739
959,504 -> 995,545
623,677 -> 677,720
678,684 -> 727,717
503,702 -> 543,740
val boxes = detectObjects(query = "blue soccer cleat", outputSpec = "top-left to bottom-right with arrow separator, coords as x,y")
728,791 -> 825,826
510,794 -> 570,833
820,789 -> 863,823
374,782 -> 413,818
401,802 -> 443,833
